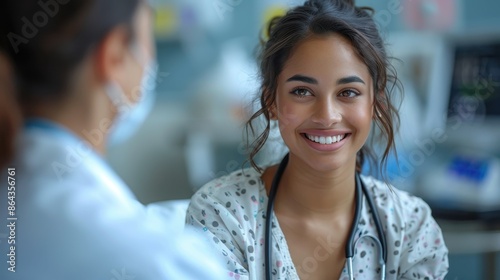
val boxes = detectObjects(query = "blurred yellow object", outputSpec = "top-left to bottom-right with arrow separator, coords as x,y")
154,5 -> 178,39
261,5 -> 287,41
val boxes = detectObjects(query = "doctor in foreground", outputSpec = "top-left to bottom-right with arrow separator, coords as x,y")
186,0 -> 449,279
0,0 -> 223,279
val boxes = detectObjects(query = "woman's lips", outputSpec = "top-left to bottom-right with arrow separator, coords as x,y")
301,132 -> 351,151
304,133 -> 346,144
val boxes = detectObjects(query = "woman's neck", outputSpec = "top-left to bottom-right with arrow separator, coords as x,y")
266,154 -> 357,220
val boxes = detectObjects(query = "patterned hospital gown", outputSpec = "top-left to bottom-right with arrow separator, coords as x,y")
186,168 -> 449,280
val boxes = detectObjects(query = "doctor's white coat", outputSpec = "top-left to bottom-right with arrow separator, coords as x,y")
0,121 -> 224,280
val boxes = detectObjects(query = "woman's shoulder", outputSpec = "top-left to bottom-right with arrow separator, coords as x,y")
191,167 -> 267,207
360,177 -> 448,278
187,168 -> 269,241
360,175 -> 434,223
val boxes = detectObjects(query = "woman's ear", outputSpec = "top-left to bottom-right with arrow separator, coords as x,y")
263,87 -> 278,120
269,104 -> 278,120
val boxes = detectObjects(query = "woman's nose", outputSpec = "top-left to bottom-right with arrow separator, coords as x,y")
311,99 -> 342,127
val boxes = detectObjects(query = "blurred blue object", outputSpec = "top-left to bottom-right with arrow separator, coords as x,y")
448,156 -> 490,183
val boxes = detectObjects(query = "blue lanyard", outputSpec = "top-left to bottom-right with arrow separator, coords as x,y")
23,118 -> 136,204
24,118 -> 82,144
23,118 -> 107,166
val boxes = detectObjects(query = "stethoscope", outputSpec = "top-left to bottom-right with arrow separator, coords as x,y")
265,154 -> 388,280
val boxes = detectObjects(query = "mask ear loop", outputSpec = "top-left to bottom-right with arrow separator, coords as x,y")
129,42 -> 148,65
104,43 -> 146,111
140,62 -> 159,96
105,82 -> 134,115
128,41 -> 158,115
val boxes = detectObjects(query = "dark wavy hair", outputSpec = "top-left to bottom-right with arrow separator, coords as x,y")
0,0 -> 142,105
246,0 -> 401,175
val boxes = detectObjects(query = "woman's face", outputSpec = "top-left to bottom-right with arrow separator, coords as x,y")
274,33 -> 374,173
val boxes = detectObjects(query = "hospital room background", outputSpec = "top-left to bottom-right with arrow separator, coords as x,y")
104,0 -> 500,279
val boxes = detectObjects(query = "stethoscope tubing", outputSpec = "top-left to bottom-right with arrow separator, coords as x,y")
264,154 -> 288,280
264,154 -> 387,280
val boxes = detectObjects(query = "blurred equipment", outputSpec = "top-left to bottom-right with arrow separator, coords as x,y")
403,0 -> 458,31
417,35 -> 500,220
184,41 -> 258,189
150,0 -> 223,42
421,153 -> 500,213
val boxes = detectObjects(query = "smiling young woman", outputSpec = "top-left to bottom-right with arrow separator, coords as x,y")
186,0 -> 449,279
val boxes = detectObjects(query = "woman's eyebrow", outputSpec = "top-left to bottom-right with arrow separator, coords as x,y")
337,75 -> 365,85
286,74 -> 318,84
286,74 -> 365,85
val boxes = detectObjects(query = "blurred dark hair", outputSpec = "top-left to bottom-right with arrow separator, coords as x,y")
246,0 -> 401,175
0,52 -> 21,169
0,0 -> 142,105
0,12 -> 20,169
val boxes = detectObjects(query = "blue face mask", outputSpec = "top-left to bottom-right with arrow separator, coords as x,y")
105,50 -> 158,146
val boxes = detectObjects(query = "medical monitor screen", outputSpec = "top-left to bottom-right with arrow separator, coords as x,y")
448,43 -> 500,120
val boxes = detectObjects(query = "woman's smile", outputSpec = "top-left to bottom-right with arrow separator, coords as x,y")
300,130 -> 352,152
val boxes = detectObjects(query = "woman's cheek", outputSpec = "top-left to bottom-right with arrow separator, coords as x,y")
354,105 -> 374,140
277,104 -> 300,133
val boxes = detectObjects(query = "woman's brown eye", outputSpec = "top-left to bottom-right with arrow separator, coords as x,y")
291,88 -> 312,97
339,90 -> 359,98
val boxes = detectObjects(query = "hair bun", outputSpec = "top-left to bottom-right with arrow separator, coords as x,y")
343,0 -> 355,6
328,0 -> 356,9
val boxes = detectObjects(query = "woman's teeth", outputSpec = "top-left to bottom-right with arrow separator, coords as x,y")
305,134 -> 346,144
